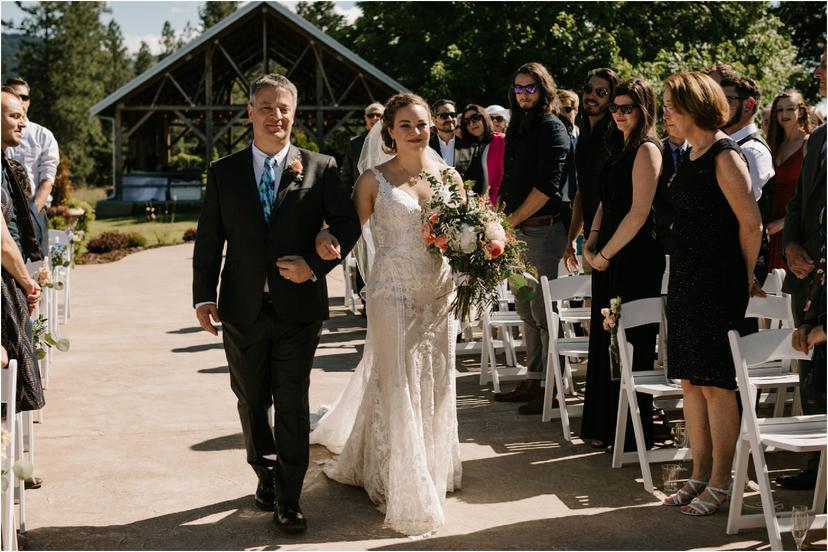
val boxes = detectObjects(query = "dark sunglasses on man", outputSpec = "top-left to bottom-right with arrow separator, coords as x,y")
583,83 -> 609,98
436,112 -> 457,120
561,106 -> 576,113
608,103 -> 637,115
513,83 -> 538,95
462,113 -> 484,125
365,112 -> 382,119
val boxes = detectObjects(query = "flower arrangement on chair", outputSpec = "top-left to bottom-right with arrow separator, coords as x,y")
602,296 -> 622,381
420,169 -> 533,321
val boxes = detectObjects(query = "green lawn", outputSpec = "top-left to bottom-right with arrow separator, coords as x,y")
87,214 -> 199,248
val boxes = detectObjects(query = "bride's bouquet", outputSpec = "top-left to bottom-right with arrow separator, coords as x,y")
420,169 -> 533,321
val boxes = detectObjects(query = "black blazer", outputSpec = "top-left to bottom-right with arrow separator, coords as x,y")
192,144 -> 361,324
428,132 -> 477,176
339,132 -> 367,194
653,137 -> 679,254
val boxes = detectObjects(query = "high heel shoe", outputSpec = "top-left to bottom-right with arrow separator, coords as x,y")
680,484 -> 730,516
663,478 -> 706,506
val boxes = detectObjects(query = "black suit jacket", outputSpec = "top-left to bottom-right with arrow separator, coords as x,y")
653,137 -> 679,254
339,132 -> 367,194
782,123 -> 827,295
192,144 -> 361,324
428,132 -> 477,176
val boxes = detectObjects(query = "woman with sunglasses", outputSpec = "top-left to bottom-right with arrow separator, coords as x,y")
459,104 -> 505,205
661,72 -> 761,516
765,90 -> 813,271
580,79 -> 665,452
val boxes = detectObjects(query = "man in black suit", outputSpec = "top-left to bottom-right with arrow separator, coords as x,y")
777,51 -> 827,491
339,102 -> 384,193
192,74 -> 360,532
653,127 -> 689,256
428,99 -> 477,177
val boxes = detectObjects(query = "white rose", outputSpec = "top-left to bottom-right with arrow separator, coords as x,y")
484,221 -> 506,242
458,224 -> 478,254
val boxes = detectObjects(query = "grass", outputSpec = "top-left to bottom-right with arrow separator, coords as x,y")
86,214 -> 199,248
70,186 -> 109,206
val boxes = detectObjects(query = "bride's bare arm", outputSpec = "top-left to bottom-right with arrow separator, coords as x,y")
353,170 -> 379,226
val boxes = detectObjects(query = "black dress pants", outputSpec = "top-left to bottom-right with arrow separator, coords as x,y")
222,295 -> 322,503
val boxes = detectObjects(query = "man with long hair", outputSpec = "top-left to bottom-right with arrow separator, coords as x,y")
493,62 -> 570,414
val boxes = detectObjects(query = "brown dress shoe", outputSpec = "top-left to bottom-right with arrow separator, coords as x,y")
493,380 -> 539,402
518,392 -> 558,415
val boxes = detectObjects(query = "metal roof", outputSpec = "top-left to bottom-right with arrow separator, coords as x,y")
89,1 -> 406,116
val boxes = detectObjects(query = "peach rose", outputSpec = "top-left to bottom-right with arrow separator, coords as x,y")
425,234 -> 436,246
435,234 -> 449,252
428,212 -> 440,224
421,223 -> 433,241
486,239 -> 504,259
289,159 -> 303,174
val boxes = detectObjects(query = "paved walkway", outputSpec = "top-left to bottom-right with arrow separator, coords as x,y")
22,244 -> 824,550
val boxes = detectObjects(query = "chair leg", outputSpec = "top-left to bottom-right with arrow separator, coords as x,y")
751,442 -> 784,550
502,324 -> 516,367
792,386 -> 802,416
813,450 -> 826,514
480,321 -> 490,386
625,383 -> 655,493
727,437 -> 751,534
771,385 -> 785,418
611,388 -> 629,469
14,416 -> 25,534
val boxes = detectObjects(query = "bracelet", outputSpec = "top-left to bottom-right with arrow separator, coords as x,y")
598,251 -> 610,262
590,229 -> 600,234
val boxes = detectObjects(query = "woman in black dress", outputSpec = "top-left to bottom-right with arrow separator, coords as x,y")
661,72 -> 762,516
580,79 -> 665,450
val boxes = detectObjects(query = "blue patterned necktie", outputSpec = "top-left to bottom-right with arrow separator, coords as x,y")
258,155 -> 276,223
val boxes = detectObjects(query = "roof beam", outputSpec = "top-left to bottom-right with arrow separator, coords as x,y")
217,41 -> 250,89
167,73 -> 195,106
173,110 -> 206,142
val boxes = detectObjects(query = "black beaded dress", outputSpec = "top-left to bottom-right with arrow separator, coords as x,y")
580,139 -> 665,448
665,138 -> 748,390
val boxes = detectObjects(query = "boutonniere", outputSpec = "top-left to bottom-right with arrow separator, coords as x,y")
286,158 -> 304,182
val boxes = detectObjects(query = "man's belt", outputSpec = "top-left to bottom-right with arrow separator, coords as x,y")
518,215 -> 558,229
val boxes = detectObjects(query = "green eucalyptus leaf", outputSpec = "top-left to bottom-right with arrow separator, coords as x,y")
35,349 -> 46,360
508,273 -> 527,290
514,285 -> 535,302
56,339 -> 70,352
44,334 -> 57,347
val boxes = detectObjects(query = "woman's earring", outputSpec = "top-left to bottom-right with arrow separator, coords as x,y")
392,138 -> 396,151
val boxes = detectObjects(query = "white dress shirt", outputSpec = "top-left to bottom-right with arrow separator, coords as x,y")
194,141 -> 292,309
5,120 -> 59,197
438,135 -> 456,166
729,123 -> 774,200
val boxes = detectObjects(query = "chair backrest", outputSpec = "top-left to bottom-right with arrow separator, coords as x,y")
542,274 -> 591,302
1,360 -> 17,426
616,297 -> 666,381
745,295 -> 794,328
660,255 -> 670,295
557,255 -> 584,276
762,268 -> 786,296
728,329 -> 812,428
48,229 -> 69,247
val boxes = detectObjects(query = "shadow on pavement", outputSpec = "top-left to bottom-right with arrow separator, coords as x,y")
172,343 -> 225,353
198,366 -> 229,374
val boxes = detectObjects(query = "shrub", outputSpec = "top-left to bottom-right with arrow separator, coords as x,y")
51,159 -> 73,207
64,198 -> 95,235
48,214 -> 68,231
125,232 -> 147,248
86,231 -> 131,253
182,227 -> 197,242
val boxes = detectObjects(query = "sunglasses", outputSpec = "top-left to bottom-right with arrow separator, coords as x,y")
365,112 -> 382,119
725,95 -> 746,103
513,83 -> 538,95
608,103 -> 637,115
583,83 -> 609,98
462,113 -> 484,125
491,115 -> 506,122
436,112 -> 457,120
562,106 -> 576,113
18,94 -> 30,101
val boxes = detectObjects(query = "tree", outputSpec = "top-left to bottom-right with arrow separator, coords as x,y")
102,20 -> 132,95
296,1 -> 347,41
133,40 -> 154,76
198,1 -> 237,30
771,1 -> 827,101
158,20 -> 179,60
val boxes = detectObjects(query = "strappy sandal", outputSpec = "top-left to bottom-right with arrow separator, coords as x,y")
663,478 -> 707,506
680,484 -> 730,516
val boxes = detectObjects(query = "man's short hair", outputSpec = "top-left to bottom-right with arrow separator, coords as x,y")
720,76 -> 762,114
701,63 -> 739,82
249,74 -> 298,107
431,99 -> 455,114
585,67 -> 621,99
4,77 -> 29,90
364,102 -> 384,115
557,89 -> 579,107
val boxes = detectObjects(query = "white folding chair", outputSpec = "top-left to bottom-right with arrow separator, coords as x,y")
48,229 -> 72,323
726,329 -> 826,551
762,268 -> 787,297
611,297 -> 691,493
341,252 -> 361,315
539,275 -> 591,440
660,255 -> 670,296
2,361 -> 18,551
479,281 -> 526,392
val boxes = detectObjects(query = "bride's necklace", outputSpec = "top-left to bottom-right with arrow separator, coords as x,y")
396,160 -> 426,185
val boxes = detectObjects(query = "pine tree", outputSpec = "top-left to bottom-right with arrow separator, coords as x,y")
296,1 -> 346,40
102,20 -> 132,95
133,41 -> 155,76
158,20 -> 179,60
198,1 -> 237,30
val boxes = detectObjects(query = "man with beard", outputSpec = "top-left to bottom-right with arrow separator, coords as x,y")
562,68 -> 620,272
492,62 -> 570,414
428,99 -> 476,176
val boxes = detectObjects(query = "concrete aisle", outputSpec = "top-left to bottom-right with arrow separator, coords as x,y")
21,244 -> 823,550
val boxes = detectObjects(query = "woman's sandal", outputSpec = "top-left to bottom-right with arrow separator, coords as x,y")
680,484 -> 731,516
663,478 -> 707,506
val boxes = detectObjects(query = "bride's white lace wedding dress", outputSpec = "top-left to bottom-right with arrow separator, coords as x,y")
310,167 -> 462,536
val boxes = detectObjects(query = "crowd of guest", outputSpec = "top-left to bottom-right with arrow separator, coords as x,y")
338,50 -> 826,516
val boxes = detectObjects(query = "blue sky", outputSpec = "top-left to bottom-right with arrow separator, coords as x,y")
1,1 -> 361,54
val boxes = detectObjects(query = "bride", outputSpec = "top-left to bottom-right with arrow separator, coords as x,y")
310,92 -> 463,536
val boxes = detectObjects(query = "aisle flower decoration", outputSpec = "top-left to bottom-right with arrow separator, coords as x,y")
32,314 -> 70,360
420,169 -> 533,321
602,296 -> 622,381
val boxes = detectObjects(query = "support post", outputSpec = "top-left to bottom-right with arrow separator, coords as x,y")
205,45 -> 214,167
114,106 -> 123,199
314,43 -> 325,148
262,12 -> 268,74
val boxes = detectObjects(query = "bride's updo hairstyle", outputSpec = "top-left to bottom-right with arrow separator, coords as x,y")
380,93 -> 431,153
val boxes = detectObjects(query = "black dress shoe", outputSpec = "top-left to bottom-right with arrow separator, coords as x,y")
254,477 -> 276,511
493,381 -> 539,403
776,470 -> 817,491
273,501 -> 307,533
